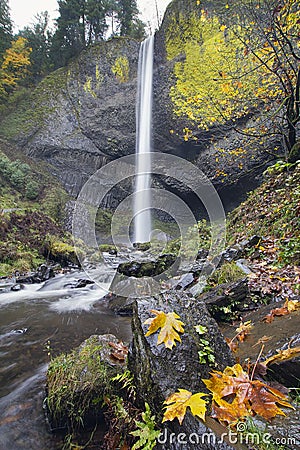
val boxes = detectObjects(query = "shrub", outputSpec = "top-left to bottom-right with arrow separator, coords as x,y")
25,179 -> 39,199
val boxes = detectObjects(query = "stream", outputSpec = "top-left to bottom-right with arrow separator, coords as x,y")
0,271 -> 132,450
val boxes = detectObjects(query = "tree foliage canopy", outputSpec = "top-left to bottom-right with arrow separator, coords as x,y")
167,0 -> 300,161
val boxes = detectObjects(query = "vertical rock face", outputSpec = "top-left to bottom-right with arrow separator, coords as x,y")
0,0 -> 276,207
128,290 -> 236,450
1,38 -> 140,196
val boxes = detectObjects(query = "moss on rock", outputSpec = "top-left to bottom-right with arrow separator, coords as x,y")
46,334 -> 126,433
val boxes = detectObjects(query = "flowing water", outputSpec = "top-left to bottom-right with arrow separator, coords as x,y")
133,36 -> 154,244
0,271 -> 132,449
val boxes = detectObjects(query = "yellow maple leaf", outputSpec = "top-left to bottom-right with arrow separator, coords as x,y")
284,299 -> 300,312
263,346 -> 300,366
144,310 -> 185,350
162,389 -> 207,425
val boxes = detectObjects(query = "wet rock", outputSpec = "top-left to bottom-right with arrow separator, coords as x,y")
17,265 -> 55,284
200,279 -> 250,321
243,235 -> 261,248
133,242 -> 151,251
63,278 -> 95,289
265,333 -> 300,387
0,280 -> 16,292
217,245 -> 244,265
10,284 -> 24,292
235,259 -> 253,275
252,406 -> 300,450
197,249 -> 209,260
106,293 -> 135,316
117,254 -> 176,278
45,334 -> 125,432
221,301 -> 300,389
128,290 -> 235,450
173,273 -> 195,290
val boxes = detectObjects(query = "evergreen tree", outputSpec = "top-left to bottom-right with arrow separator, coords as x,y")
18,12 -> 53,81
50,0 -> 86,68
86,0 -> 108,44
117,0 -> 138,36
50,0 -> 145,68
116,0 -> 145,38
0,0 -> 12,58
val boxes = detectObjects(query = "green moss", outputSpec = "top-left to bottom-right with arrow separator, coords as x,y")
0,263 -> 14,276
0,68 -> 68,140
227,161 -> 300,266
111,56 -> 130,83
208,261 -> 245,286
46,335 -> 124,434
98,244 -> 118,253
46,236 -> 80,266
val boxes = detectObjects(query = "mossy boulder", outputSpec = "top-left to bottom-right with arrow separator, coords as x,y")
128,291 -> 235,450
46,334 -> 126,432
117,254 -> 176,278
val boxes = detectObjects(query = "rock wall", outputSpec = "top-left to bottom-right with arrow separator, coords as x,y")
0,0 -> 278,207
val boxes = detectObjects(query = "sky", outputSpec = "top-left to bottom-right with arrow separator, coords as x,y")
9,0 -> 172,33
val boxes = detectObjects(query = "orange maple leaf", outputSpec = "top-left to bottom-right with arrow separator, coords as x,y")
203,364 -> 294,423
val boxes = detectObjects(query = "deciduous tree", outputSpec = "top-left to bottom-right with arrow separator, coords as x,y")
0,37 -> 32,99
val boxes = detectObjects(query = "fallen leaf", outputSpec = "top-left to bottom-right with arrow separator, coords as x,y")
203,363 -> 294,423
235,320 -> 253,342
252,336 -> 273,347
144,310 -> 185,350
284,299 -> 300,312
162,389 -> 207,425
226,337 -> 239,353
262,306 -> 289,323
109,341 -> 128,361
263,346 -> 300,366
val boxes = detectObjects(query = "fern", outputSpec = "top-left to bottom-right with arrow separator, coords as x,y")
131,403 -> 160,450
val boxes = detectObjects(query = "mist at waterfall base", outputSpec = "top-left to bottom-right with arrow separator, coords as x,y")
133,36 -> 154,244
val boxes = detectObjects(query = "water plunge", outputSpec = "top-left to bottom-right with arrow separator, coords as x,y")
133,36 -> 154,244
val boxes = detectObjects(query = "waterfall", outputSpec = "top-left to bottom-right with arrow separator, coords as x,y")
133,36 -> 154,244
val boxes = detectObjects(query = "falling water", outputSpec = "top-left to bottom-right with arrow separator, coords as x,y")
133,36 -> 154,243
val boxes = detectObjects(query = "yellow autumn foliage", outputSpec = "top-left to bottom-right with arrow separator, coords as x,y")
165,10 -> 280,135
0,37 -> 32,98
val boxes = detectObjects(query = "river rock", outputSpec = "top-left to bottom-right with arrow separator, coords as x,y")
128,290 -> 235,449
17,265 -> 55,284
10,283 -> 24,291
45,334 -> 126,432
200,279 -> 251,321
117,253 -> 176,278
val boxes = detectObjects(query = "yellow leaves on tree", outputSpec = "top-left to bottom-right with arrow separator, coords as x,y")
144,310 -> 185,350
0,37 -> 32,97
203,364 -> 294,423
162,389 -> 207,424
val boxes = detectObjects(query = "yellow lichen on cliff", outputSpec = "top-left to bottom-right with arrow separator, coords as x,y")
111,56 -> 130,83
